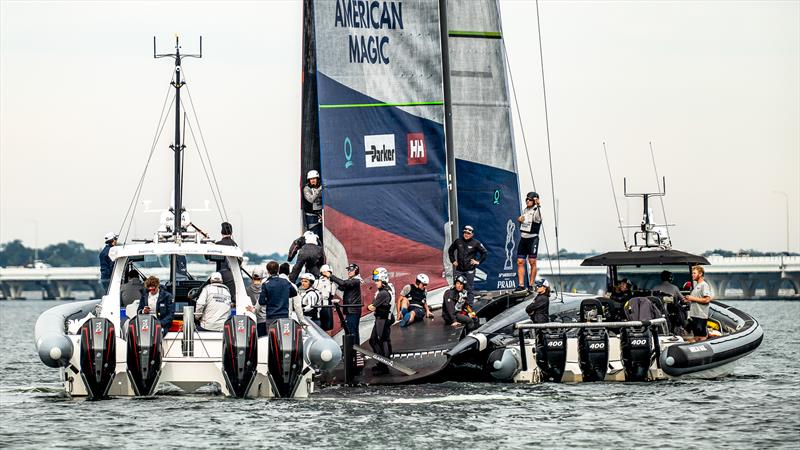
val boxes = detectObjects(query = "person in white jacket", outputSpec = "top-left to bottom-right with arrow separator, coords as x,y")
194,272 -> 232,331
314,264 -> 338,330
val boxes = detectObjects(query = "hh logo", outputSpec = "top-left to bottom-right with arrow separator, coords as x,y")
364,134 -> 396,168
407,133 -> 427,165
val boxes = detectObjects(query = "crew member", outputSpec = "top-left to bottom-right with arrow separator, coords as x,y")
685,265 -> 713,342
517,192 -> 542,291
303,170 -> 323,236
447,225 -> 487,302
315,264 -> 337,331
298,273 -> 322,326
194,272 -> 232,332
330,263 -> 363,343
442,275 -> 478,331
368,268 -> 393,375
398,274 -> 433,327
137,276 -> 174,336
245,268 -> 266,333
525,278 -> 551,324
253,261 -> 300,332
120,268 -> 144,306
99,232 -> 117,292
289,231 -> 326,283
215,222 -> 239,297
653,270 -> 685,302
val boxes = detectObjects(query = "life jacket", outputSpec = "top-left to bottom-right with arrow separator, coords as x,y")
520,206 -> 542,235
301,288 -> 322,319
405,284 -> 427,309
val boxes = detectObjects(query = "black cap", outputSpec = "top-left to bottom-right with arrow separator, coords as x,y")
221,222 -> 233,235
526,191 -> 539,200
346,263 -> 360,274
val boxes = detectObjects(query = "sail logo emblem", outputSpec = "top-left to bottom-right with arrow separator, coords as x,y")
364,134 -> 396,168
344,137 -> 353,168
407,133 -> 427,165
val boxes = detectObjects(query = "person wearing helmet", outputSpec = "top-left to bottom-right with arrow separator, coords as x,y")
99,232 -> 118,291
398,274 -> 433,327
525,278 -> 551,324
289,231 -> 326,284
516,191 -> 543,292
329,263 -> 363,342
193,272 -> 232,332
302,169 -> 323,237
447,225 -> 488,302
298,273 -> 323,325
368,268 -> 393,374
314,264 -> 337,331
253,261 -> 300,332
442,275 -> 478,331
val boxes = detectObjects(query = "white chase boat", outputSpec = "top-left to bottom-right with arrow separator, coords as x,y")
34,37 -> 340,399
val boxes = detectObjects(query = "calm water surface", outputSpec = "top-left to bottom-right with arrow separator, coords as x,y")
1,300 -> 798,449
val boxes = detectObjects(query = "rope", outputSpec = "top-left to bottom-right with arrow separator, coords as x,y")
182,100 -> 226,222
181,68 -> 229,221
603,142 -> 628,249
535,0 -> 564,298
649,141 -> 671,242
118,78 -> 176,243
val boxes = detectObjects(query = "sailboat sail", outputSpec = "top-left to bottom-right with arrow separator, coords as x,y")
445,0 -> 521,291
305,0 -> 451,289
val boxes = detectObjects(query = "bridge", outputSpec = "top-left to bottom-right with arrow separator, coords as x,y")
0,256 -> 798,300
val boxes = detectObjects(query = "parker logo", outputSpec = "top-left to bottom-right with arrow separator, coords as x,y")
407,133 -> 427,165
364,134 -> 396,168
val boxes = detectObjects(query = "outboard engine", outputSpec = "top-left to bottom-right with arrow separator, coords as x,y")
266,318 -> 305,398
126,314 -> 163,396
578,328 -> 609,382
535,330 -> 568,382
621,326 -> 653,381
78,317 -> 116,399
222,315 -> 258,398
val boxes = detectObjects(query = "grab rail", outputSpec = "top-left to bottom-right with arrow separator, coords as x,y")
515,318 -> 667,330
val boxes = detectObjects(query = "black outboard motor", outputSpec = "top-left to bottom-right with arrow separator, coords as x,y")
535,330 -> 568,382
578,328 -> 609,382
222,315 -> 258,398
579,298 -> 606,322
621,326 -> 653,381
126,314 -> 163,396
78,317 -> 116,399
266,318 -> 305,398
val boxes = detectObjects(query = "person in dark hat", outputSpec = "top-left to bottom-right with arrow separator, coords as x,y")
215,221 -> 238,297
516,191 -> 542,292
447,224 -> 487,304
99,232 -> 118,292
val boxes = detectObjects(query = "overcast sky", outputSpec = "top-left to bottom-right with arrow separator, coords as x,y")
1,0 -> 798,256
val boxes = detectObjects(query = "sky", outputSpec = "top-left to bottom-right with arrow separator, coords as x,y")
1,0 -> 798,256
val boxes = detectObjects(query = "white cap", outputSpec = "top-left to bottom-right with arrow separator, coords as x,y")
307,170 -> 320,180
299,273 -> 316,282
210,272 -> 223,282
303,231 -> 319,245
104,232 -> 118,242
320,264 -> 332,274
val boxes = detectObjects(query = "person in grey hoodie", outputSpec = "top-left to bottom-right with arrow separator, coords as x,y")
245,267 -> 267,335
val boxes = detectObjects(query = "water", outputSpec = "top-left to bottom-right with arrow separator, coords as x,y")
1,301 -> 798,449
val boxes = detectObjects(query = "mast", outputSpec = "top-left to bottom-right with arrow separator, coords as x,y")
154,35 -> 202,239
438,0 -> 459,241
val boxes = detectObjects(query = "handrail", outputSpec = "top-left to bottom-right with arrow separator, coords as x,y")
515,318 -> 667,330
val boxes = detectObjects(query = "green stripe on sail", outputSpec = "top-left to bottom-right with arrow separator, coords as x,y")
319,101 -> 444,109
448,30 -> 502,38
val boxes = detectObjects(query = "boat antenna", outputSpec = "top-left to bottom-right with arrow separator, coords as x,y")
154,35 -> 202,239
534,0 -> 564,298
602,142 -> 629,249
648,141 -> 671,243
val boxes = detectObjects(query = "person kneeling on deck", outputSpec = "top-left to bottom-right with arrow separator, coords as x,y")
298,273 -> 323,326
399,273 -> 433,327
525,278 -> 550,324
442,275 -> 478,331
137,276 -> 174,336
194,272 -> 232,332
368,268 -> 393,375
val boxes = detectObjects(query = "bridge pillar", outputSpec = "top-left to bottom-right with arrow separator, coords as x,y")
41,281 -> 60,300
8,283 -> 26,299
0,283 -> 10,300
56,282 -> 74,300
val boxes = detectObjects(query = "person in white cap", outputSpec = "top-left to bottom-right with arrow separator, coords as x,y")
99,232 -> 118,291
314,264 -> 338,331
302,169 -> 323,236
194,272 -> 232,332
297,273 -> 322,326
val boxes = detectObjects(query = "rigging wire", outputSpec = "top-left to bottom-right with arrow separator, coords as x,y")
603,142 -> 629,249
502,38 -> 558,290
649,141 -> 671,242
535,0 -> 564,298
181,68 -> 229,221
118,78 -> 176,242
182,101 -> 226,222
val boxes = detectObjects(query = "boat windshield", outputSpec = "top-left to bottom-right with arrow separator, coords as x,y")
613,264 -> 692,294
119,254 -> 221,308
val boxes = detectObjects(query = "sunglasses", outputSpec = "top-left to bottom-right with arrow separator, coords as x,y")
147,287 -> 157,292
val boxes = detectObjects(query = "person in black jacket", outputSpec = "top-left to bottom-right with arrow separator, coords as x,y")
442,275 -> 478,331
368,268 -> 393,375
99,232 -> 117,292
447,225 -> 487,302
215,222 -> 239,297
525,278 -> 550,324
137,276 -> 175,336
289,232 -> 326,283
329,263 -> 363,343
